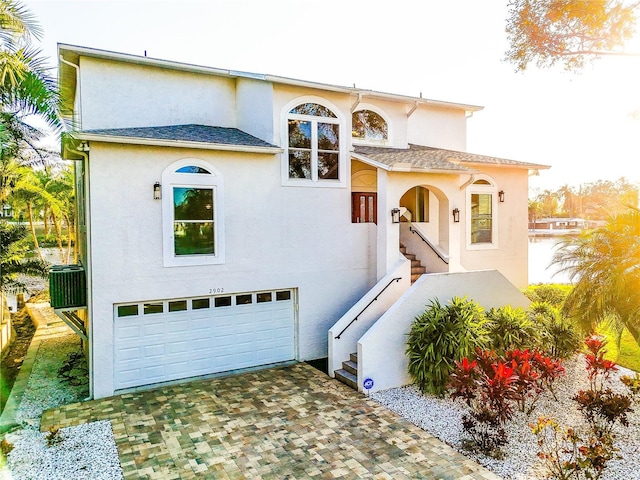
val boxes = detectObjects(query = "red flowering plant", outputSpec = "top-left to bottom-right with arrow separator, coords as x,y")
504,349 -> 541,414
575,335 -> 632,438
530,351 -> 565,400
532,336 -> 632,479
450,352 -> 520,453
583,335 -> 617,393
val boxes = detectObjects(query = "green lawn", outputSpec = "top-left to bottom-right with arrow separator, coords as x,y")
597,325 -> 640,372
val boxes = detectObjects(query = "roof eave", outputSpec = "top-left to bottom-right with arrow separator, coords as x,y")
72,132 -> 283,154
351,153 -> 391,171
351,152 -> 475,174
58,44 -> 483,114
458,160 -> 551,170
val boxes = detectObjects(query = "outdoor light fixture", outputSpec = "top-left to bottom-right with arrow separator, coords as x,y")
391,208 -> 401,223
153,182 -> 161,200
499,190 -> 505,203
452,208 -> 460,223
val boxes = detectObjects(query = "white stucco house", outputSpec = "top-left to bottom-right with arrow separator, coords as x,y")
54,44 -> 547,399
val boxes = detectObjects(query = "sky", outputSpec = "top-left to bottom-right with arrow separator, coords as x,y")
27,0 -> 640,194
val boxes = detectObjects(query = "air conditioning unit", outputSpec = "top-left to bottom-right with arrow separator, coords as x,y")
49,264 -> 87,309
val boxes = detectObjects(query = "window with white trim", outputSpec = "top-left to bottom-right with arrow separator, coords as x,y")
352,109 -> 388,143
467,177 -> 498,249
286,102 -> 341,182
162,159 -> 225,266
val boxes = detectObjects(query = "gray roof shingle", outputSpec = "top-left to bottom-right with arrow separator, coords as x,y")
353,144 -> 548,171
81,124 -> 278,149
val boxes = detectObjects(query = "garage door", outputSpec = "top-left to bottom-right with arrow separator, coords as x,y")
113,289 -> 295,390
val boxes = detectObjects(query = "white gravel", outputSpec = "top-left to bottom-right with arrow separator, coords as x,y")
3,421 -> 122,480
1,332 -> 123,480
15,334 -> 89,427
370,356 -> 640,480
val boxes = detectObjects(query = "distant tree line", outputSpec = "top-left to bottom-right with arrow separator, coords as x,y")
529,178 -> 639,222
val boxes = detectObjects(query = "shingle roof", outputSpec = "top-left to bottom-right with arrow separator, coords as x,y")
80,124 -> 278,149
353,144 -> 549,171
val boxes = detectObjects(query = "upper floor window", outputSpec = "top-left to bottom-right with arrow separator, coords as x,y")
162,159 -> 225,266
467,177 -> 497,249
352,110 -> 388,143
286,101 -> 341,182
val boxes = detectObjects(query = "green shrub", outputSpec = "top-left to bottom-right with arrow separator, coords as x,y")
407,296 -> 489,396
521,284 -> 572,308
529,301 -> 581,360
486,305 -> 540,355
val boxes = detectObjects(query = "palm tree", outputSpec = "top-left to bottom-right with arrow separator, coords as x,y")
552,208 -> 640,345
0,0 -> 59,129
0,220 -> 48,293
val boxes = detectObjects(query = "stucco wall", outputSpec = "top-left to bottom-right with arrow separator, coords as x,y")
79,57 -> 237,130
407,106 -> 467,151
236,78 -> 274,144
358,270 -> 531,394
86,142 -> 378,397
459,167 -> 530,288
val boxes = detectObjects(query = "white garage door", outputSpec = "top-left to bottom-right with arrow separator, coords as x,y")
113,289 -> 295,390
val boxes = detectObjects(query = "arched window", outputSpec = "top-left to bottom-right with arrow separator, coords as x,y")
352,110 -> 388,142
286,101 -> 341,182
467,176 -> 497,248
162,159 -> 225,266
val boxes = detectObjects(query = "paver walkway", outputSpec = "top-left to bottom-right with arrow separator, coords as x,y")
42,364 -> 500,479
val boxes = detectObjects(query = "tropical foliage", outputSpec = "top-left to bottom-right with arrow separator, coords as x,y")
522,284 -> 572,308
0,0 -> 70,292
0,221 -> 48,293
529,301 -> 583,360
505,0 -> 640,71
552,208 -> 640,345
486,305 -> 541,355
406,297 -> 489,395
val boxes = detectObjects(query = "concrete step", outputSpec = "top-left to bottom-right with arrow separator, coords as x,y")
342,360 -> 357,376
335,369 -> 357,390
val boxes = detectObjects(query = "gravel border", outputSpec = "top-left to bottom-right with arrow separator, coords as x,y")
370,356 -> 640,480
1,332 -> 123,480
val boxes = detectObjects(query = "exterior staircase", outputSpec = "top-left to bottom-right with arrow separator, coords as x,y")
334,352 -> 358,390
400,243 -> 426,283
333,246 -> 425,391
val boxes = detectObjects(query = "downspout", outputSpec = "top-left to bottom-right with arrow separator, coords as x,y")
350,93 -> 362,113
406,101 -> 419,118
63,143 -> 93,401
59,56 -> 82,129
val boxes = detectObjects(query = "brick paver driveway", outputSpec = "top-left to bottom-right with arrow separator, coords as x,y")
42,363 -> 500,479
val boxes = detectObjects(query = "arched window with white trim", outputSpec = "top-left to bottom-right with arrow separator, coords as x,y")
162,159 -> 225,266
283,98 -> 345,185
352,109 -> 388,143
467,176 -> 498,249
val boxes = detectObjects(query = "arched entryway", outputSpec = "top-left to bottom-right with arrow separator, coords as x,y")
398,184 -> 450,274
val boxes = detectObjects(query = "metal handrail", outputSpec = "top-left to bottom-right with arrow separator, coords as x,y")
409,225 -> 449,264
334,277 -> 402,339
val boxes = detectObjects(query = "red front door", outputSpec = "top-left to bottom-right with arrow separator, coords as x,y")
352,192 -> 377,224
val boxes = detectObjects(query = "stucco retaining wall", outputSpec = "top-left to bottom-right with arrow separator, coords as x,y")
358,270 -> 531,394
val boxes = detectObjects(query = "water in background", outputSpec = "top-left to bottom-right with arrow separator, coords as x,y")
528,236 -> 572,285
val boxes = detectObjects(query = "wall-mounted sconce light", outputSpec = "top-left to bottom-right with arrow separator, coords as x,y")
153,182 -> 162,200
452,208 -> 460,223
499,190 -> 505,203
391,208 -> 401,224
